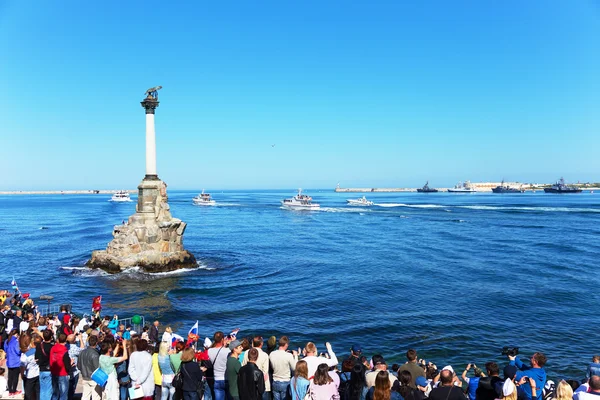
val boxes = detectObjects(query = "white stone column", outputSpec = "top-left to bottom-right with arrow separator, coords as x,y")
146,113 -> 157,176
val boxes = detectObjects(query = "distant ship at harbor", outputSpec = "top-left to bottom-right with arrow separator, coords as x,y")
448,181 -> 477,193
492,180 -> 524,193
416,181 -> 438,193
544,177 -> 582,194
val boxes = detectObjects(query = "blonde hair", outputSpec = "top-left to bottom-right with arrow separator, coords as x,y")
555,380 -> 573,400
165,326 -> 172,333
305,342 -> 317,354
159,342 -> 170,356
502,389 -> 517,400
181,347 -> 195,362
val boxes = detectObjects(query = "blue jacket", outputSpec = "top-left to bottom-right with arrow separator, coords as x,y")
511,357 -> 546,400
587,363 -> 600,380
107,319 -> 119,335
3,335 -> 21,368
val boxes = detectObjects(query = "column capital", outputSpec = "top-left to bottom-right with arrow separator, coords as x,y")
141,97 -> 159,114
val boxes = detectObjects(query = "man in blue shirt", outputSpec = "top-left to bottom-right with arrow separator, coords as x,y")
508,353 -> 547,400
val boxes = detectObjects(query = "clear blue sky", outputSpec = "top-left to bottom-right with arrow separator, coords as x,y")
1,1 -> 598,190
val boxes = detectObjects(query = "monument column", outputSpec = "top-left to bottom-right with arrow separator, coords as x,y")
141,95 -> 159,180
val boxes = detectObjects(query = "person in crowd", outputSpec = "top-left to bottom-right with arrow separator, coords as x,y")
13,311 -> 23,334
428,370 -> 464,400
170,341 -> 185,374
78,335 -> 101,400
432,366 -> 462,388
342,345 -> 363,373
415,376 -> 430,398
239,348 -> 266,400
128,339 -> 154,400
151,343 -> 163,400
574,376 -> 600,400
108,315 -> 119,336
476,362 -> 502,400
310,363 -> 340,400
552,380 -> 573,400
141,326 -> 150,342
366,356 -> 398,389
398,370 -> 424,400
100,339 -> 129,400
462,364 -> 485,400
290,360 -> 310,400
180,347 -> 204,400
239,339 -> 250,365
20,333 -> 40,400
0,367 -> 8,398
586,357 -> 600,381
162,326 -> 173,345
209,331 -> 232,400
509,353 -> 547,400
366,371 -> 401,400
301,342 -> 338,378
345,363 -> 367,400
149,321 -> 160,347
267,336 -> 277,355
115,339 -> 132,400
3,329 -> 21,396
501,378 -> 518,400
227,340 -> 243,400
67,333 -> 85,400
50,333 -> 72,400
158,341 -> 176,400
399,350 -> 426,389
269,336 -> 298,400
123,325 -> 133,341
241,336 -> 270,400
37,328 -> 54,400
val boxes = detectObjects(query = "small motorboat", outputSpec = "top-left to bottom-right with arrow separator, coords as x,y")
281,189 -> 320,210
347,196 -> 374,206
110,191 -> 133,202
193,190 -> 216,206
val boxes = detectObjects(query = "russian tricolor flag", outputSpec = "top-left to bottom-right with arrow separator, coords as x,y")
171,333 -> 184,347
188,321 -> 199,336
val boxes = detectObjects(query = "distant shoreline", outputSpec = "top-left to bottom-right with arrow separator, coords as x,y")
0,190 -> 137,195
335,187 -> 600,193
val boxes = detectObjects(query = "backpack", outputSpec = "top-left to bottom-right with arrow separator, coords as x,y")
338,372 -> 352,400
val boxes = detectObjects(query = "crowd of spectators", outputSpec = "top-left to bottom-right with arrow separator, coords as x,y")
1,291 -> 599,400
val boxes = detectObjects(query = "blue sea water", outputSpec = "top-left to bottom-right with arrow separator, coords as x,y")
1,190 -> 599,379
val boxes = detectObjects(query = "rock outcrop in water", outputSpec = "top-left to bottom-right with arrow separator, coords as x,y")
87,178 -> 196,274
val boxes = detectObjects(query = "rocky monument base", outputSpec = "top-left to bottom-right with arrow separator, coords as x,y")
87,177 -> 197,274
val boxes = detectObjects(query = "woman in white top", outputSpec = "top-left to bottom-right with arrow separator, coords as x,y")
128,339 -> 155,398
162,326 -> 173,345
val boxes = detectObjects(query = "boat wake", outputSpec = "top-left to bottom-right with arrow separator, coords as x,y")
375,203 -> 444,209
459,205 -> 600,213
320,207 -> 371,213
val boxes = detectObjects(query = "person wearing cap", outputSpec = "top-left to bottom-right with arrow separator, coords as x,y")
342,345 -> 363,373
227,340 -> 244,400
508,353 -> 547,400
399,349 -> 426,389
415,376 -> 430,398
366,355 -> 398,389
428,369 -> 464,400
269,336 -> 298,400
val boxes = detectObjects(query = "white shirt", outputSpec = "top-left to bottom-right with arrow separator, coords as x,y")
303,354 -> 339,379
574,384 -> 600,400
270,349 -> 298,382
162,332 -> 172,344
366,370 -> 398,388
20,320 -> 30,333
